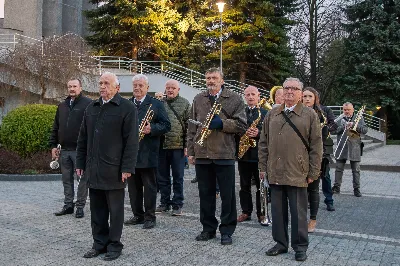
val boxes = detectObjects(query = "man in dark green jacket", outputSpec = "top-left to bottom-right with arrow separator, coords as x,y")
155,79 -> 191,216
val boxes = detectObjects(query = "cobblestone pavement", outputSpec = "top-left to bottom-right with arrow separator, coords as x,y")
1,167 -> 400,266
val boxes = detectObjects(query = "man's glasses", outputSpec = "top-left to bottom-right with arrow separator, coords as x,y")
283,87 -> 301,91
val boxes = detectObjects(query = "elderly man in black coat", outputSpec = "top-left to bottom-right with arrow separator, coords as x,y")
124,74 -> 171,229
76,72 -> 139,261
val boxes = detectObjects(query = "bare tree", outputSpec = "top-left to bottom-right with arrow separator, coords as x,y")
0,33 -> 96,102
289,0 -> 346,103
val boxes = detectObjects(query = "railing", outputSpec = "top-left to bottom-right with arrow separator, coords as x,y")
328,106 -> 385,132
93,56 -> 271,97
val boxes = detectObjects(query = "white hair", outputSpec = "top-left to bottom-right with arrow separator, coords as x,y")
132,74 -> 149,85
101,71 -> 120,87
283,77 -> 304,90
343,102 -> 353,107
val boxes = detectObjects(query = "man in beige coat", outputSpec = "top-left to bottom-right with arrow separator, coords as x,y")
259,78 -> 322,262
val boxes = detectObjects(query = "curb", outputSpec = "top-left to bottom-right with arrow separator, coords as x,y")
0,174 -> 61,181
331,164 -> 400,173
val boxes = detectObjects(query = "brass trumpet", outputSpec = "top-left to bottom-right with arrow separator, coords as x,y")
50,144 -> 61,169
259,176 -> 272,226
139,104 -> 154,141
196,101 -> 222,146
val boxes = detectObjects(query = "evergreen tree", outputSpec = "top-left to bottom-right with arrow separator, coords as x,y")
340,0 -> 400,137
190,0 -> 297,90
85,0 -> 184,60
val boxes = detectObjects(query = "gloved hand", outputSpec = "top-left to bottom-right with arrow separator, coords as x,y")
208,115 -> 223,130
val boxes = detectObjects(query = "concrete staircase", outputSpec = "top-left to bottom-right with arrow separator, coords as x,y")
331,134 -> 384,155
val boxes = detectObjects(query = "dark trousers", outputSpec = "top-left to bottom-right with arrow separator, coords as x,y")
238,161 -> 261,217
60,150 -> 88,208
89,188 -> 125,252
195,163 -> 237,236
270,184 -> 308,252
127,167 -> 157,221
158,149 -> 184,208
307,177 -> 320,220
322,164 -> 334,205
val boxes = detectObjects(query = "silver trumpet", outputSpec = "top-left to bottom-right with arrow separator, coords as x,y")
259,176 -> 272,226
50,144 -> 61,169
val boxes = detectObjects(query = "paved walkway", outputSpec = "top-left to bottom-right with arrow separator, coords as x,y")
1,165 -> 400,265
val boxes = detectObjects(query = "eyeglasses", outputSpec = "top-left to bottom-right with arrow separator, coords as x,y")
283,87 -> 301,91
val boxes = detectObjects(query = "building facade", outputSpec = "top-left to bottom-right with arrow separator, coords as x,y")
0,0 -> 95,39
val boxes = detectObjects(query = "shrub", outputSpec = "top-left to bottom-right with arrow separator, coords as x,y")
0,104 -> 57,157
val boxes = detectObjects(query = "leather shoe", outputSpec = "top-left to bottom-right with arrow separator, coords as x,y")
103,251 -> 121,261
237,213 -> 251,222
75,208 -> 84,218
295,251 -> 307,261
354,188 -> 362,197
221,234 -> 232,245
124,216 -> 144,225
83,248 -> 105,258
308,219 -> 317,233
195,231 -> 216,241
266,245 -> 288,256
326,204 -> 335,211
142,220 -> 156,229
54,206 -> 74,216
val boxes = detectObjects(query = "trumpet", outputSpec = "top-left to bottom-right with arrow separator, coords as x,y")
196,101 -> 222,146
259,176 -> 272,226
139,104 -> 154,141
50,144 -> 61,169
334,105 -> 366,159
259,86 -> 281,110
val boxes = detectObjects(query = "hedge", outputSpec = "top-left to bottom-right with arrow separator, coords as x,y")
0,104 -> 57,157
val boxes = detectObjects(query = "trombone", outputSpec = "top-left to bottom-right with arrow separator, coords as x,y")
333,105 -> 366,159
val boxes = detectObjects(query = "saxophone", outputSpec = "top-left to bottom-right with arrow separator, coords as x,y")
139,104 -> 154,141
196,101 -> 222,146
237,107 -> 262,159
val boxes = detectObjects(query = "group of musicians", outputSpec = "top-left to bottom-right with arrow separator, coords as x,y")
49,67 -> 367,262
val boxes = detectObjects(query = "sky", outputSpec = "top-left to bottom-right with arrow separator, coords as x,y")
0,0 -> 4,18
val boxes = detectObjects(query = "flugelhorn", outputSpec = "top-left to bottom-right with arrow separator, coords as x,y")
139,104 -> 154,141
50,144 -> 61,169
259,86 -> 281,110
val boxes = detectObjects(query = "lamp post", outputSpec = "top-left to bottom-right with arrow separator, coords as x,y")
216,2 -> 225,74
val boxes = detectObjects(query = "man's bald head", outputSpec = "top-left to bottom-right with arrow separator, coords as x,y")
343,102 -> 354,117
244,86 -> 260,107
165,79 -> 180,99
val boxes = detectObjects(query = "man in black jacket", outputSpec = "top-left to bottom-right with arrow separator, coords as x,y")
76,72 -> 139,261
236,86 -> 267,224
49,78 -> 92,218
124,74 -> 171,229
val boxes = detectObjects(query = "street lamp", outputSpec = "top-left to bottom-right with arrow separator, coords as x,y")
216,2 -> 225,74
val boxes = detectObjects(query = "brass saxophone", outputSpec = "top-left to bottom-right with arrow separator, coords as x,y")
237,108 -> 262,159
139,104 -> 154,141
196,101 -> 222,146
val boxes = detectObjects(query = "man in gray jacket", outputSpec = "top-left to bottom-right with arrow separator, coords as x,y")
332,102 -> 368,197
155,79 -> 190,216
259,77 -> 323,262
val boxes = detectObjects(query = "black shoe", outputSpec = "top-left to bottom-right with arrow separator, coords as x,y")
266,245 -> 288,256
171,206 -> 182,216
155,205 -> 170,213
354,188 -> 362,197
295,251 -> 307,261
142,220 -> 156,229
326,204 -> 335,211
75,207 -> 84,218
83,248 -> 106,258
221,234 -> 232,245
332,185 -> 340,194
191,177 -> 198,183
54,206 -> 74,216
195,231 -> 216,241
103,251 -> 121,261
124,216 -> 144,225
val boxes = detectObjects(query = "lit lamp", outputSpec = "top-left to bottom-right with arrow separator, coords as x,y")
216,2 -> 225,74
